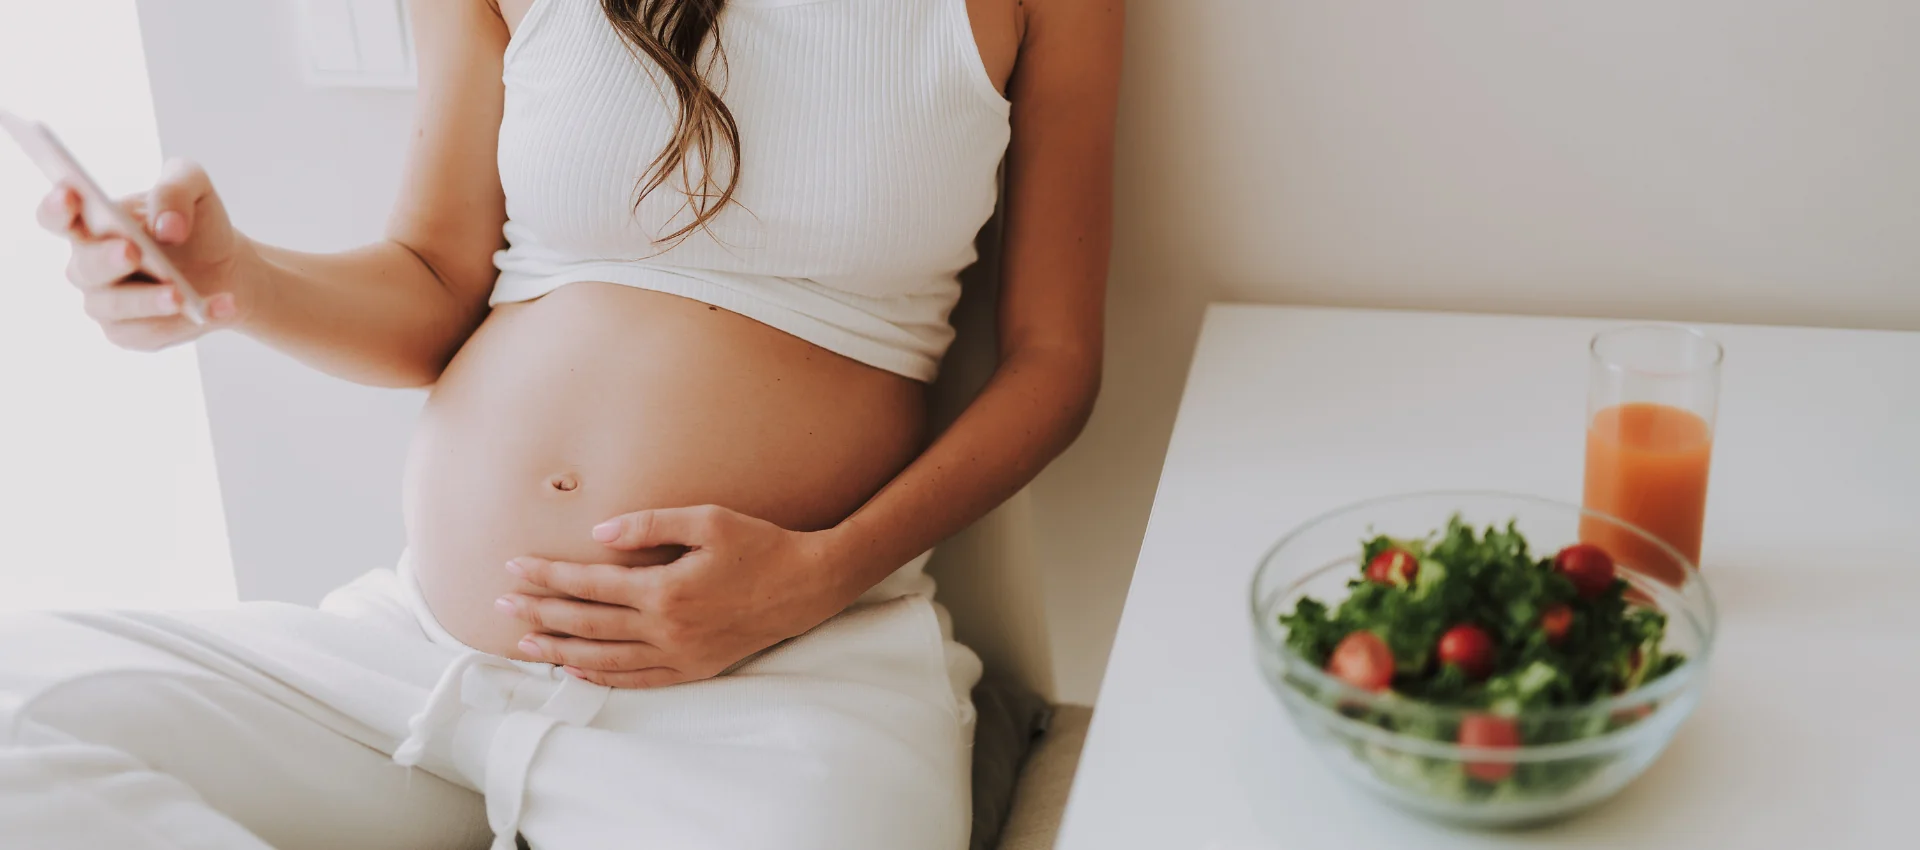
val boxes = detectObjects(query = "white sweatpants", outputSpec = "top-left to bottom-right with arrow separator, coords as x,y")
0,561 -> 979,850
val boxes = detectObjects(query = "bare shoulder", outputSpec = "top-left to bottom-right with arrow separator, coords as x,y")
1010,0 -> 1124,100
1023,0 -> 1125,45
408,0 -> 511,42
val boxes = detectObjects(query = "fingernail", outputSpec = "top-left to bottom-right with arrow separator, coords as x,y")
208,293 -> 238,322
518,638 -> 542,656
494,596 -> 517,615
592,520 -> 622,543
505,559 -> 527,577
153,211 -> 185,243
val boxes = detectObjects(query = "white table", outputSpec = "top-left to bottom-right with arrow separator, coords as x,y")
1057,305 -> 1920,850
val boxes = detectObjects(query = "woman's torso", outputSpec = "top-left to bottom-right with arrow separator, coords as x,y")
406,285 -> 926,656
491,0 -> 1012,380
406,0 -> 1013,657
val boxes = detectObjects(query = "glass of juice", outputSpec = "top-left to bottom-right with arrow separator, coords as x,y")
1581,325 -> 1723,585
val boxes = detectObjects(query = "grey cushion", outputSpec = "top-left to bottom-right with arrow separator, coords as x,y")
969,676 -> 1053,850
995,704 -> 1093,850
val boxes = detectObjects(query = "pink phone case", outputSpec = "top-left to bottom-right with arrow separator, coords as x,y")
0,109 -> 209,324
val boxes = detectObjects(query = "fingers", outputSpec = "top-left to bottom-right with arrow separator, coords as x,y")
35,186 -> 80,235
88,293 -> 231,351
146,158 -> 212,245
507,557 -> 645,606
497,593 -> 646,641
67,238 -> 144,290
591,504 -> 729,549
516,634 -> 663,672
117,192 -> 149,226
563,666 -> 690,689
97,315 -> 205,352
38,186 -> 146,242
84,283 -> 183,322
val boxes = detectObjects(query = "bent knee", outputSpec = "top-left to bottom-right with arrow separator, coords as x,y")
3,669 -> 230,751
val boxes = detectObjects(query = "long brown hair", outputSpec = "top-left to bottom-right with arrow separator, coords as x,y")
599,0 -> 740,245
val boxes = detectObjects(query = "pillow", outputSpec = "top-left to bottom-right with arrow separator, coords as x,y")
969,676 -> 1053,850
994,704 -> 1093,850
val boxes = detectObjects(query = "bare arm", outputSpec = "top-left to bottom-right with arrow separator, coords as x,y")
40,0 -> 510,387
233,0 -> 509,386
814,0 -> 1123,592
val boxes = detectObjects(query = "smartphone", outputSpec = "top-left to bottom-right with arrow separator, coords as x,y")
0,109 -> 209,325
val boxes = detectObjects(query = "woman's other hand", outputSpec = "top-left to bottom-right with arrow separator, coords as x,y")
497,505 -> 855,688
36,158 -> 250,350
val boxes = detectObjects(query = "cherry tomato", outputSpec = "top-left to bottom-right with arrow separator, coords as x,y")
1555,543 -> 1617,599
1365,549 -> 1418,586
1540,604 -> 1574,647
1459,714 -> 1521,782
1436,624 -> 1496,681
1327,630 -> 1394,692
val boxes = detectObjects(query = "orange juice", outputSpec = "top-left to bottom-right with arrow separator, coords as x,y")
1580,402 -> 1713,584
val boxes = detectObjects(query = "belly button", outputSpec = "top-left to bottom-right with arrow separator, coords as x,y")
549,472 -> 580,492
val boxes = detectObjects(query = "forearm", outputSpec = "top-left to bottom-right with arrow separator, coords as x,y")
809,0 -> 1126,600
238,239 -> 490,387
814,346 -> 1101,597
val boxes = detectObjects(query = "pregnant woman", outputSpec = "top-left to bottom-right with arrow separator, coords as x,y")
1,0 -> 1120,847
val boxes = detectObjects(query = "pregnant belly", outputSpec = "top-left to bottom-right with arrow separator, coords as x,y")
403,282 -> 926,658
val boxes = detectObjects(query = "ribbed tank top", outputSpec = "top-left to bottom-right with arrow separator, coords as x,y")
491,0 -> 1012,382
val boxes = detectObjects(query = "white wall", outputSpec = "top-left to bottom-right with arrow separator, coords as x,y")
1031,0 -> 1920,702
135,0 -> 1920,703
0,1 -> 233,612
135,0 -> 422,604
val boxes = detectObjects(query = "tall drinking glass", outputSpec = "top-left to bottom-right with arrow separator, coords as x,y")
1581,325 -> 1724,585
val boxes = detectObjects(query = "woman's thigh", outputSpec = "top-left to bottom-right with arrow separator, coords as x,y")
0,608 -> 490,850
517,595 -> 974,850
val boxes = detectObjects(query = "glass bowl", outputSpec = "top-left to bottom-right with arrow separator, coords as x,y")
1248,492 -> 1717,827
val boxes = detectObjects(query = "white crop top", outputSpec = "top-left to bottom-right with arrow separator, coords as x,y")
492,0 -> 1013,382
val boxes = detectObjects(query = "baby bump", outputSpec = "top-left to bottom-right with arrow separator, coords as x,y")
402,282 -> 927,659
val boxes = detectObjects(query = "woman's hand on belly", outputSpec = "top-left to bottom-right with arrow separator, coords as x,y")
494,503 -> 854,689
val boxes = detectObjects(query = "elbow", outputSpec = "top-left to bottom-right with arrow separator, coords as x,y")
1062,342 -> 1105,411
378,323 -> 478,388
327,355 -> 445,390
333,312 -> 480,389
1058,351 -> 1101,433
1075,361 -> 1103,428
376,258 -> 492,389
364,361 -> 447,390
1064,366 -> 1101,445
1009,341 -> 1103,441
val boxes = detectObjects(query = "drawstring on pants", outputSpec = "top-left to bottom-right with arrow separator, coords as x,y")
393,651 -> 612,850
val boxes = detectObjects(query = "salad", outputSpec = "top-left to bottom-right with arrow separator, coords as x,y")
1278,516 -> 1685,796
